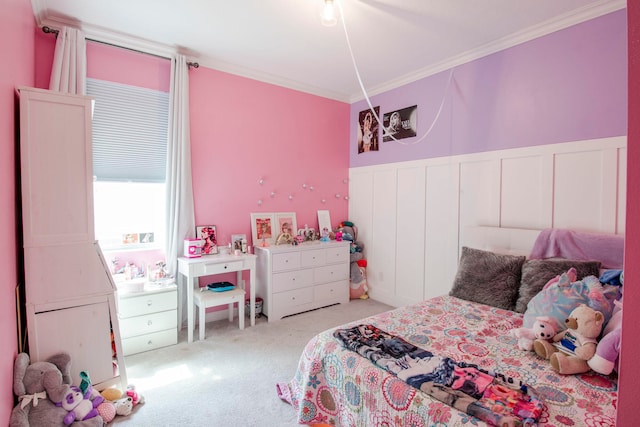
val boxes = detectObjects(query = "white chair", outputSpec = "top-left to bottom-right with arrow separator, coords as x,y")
193,286 -> 245,341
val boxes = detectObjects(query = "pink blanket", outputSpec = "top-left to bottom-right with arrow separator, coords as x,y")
529,228 -> 624,269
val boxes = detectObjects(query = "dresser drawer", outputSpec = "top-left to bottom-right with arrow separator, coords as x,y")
201,260 -> 244,275
314,264 -> 349,284
119,309 -> 177,339
272,287 -> 313,308
121,328 -> 177,356
314,281 -> 348,301
300,249 -> 325,268
272,269 -> 313,293
272,252 -> 300,271
325,246 -> 349,264
118,290 -> 176,318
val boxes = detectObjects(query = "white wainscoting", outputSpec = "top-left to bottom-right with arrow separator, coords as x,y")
348,136 -> 627,308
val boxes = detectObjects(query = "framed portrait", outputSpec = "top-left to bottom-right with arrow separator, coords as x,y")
196,225 -> 218,255
275,212 -> 297,237
317,210 -> 332,235
231,234 -> 247,253
357,106 -> 380,154
250,213 -> 276,246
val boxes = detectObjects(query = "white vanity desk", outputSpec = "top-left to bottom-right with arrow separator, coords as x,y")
177,253 -> 257,343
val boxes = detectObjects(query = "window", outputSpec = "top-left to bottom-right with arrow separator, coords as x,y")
87,78 -> 169,251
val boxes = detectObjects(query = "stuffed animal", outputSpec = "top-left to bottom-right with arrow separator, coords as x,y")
58,385 -> 102,425
113,396 -> 134,416
126,385 -> 145,407
589,298 -> 622,375
511,316 -> 559,351
338,221 -> 367,286
349,259 -> 369,300
534,304 -> 604,375
9,353 -> 103,427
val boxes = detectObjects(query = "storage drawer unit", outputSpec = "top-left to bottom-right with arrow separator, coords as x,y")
255,241 -> 350,321
117,283 -> 178,355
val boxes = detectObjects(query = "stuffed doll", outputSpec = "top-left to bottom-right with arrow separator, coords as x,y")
58,385 -> 102,425
589,298 -> 622,375
511,316 -> 559,351
534,304 -> 604,375
9,352 -> 104,427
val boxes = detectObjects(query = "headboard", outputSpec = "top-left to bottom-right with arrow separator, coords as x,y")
461,226 -> 542,257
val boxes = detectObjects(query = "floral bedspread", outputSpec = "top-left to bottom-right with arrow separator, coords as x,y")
277,295 -> 617,427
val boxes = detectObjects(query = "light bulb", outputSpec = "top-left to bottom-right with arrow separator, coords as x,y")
321,0 -> 337,27
270,191 -> 275,198
288,194 -> 293,200
257,199 -> 263,206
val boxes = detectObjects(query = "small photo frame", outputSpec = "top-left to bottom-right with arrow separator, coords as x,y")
231,234 -> 247,252
275,212 -> 297,237
196,225 -> 218,255
250,213 -> 276,246
317,210 -> 332,235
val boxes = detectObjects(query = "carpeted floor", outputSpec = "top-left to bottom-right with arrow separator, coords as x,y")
110,298 -> 393,427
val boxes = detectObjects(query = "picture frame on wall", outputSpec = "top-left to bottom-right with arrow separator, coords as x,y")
250,213 -> 276,246
196,225 -> 218,255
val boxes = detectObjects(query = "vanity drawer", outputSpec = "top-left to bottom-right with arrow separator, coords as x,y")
118,290 -> 176,318
272,269 -> 313,293
272,252 -> 300,271
314,264 -> 349,284
121,328 -> 177,356
119,309 -> 177,339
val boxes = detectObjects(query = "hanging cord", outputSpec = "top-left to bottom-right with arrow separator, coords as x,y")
336,0 -> 454,145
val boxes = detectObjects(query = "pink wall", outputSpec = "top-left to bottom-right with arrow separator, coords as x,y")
1,0 -> 36,421
619,3 -> 639,426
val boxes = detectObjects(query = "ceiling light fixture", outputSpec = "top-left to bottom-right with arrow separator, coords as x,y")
321,0 -> 337,27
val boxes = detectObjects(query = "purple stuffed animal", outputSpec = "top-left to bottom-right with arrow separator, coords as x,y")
59,385 -> 103,426
588,299 -> 622,375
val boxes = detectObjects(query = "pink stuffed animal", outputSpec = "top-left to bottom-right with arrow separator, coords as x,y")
511,316 -> 558,351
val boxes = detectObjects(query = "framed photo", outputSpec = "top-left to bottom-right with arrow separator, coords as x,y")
231,234 -> 247,253
250,213 -> 276,246
196,225 -> 218,255
317,210 -> 332,235
383,105 -> 417,142
275,212 -> 297,237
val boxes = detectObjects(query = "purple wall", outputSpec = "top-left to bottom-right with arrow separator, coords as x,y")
350,10 -> 627,167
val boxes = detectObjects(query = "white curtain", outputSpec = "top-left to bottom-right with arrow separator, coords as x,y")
49,26 -> 87,95
165,54 -> 196,328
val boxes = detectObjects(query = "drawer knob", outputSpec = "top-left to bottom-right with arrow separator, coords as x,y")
148,320 -> 153,326
147,300 -> 153,306
147,340 -> 153,345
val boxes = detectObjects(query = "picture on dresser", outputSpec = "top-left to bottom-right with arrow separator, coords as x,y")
275,212 -> 297,237
231,234 -> 247,253
250,213 -> 276,246
196,225 -> 218,255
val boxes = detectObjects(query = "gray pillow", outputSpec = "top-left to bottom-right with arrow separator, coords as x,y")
514,259 -> 602,313
449,247 -> 526,311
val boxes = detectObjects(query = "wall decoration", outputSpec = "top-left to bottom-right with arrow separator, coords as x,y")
357,106 -> 380,154
383,105 -> 417,142
250,212 -> 276,246
231,234 -> 248,253
196,225 -> 218,255
122,233 -> 139,244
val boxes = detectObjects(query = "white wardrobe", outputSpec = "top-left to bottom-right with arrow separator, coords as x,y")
18,87 -> 127,390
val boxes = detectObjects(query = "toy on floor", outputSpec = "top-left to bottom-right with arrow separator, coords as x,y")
339,221 -> 369,300
59,385 -> 102,425
9,352 -> 103,427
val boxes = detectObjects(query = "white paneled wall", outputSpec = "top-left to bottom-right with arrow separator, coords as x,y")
349,137 -> 627,308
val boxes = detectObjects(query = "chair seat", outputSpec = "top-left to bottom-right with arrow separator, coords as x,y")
194,287 -> 245,341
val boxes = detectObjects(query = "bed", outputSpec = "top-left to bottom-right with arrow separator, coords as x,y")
277,227 -> 623,427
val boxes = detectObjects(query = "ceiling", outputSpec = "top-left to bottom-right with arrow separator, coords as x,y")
31,0 -> 625,102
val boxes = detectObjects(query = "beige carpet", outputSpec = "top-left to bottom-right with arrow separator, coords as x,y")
110,298 -> 393,427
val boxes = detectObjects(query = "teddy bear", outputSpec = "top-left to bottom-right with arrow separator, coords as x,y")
588,297 -> 622,375
9,352 -> 104,427
511,316 -> 559,351
338,221 -> 368,298
533,304 -> 604,375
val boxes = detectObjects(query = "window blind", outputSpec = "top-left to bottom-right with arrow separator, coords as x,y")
87,78 -> 169,182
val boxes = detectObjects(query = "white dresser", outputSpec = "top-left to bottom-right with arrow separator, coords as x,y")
255,241 -> 350,322
117,282 -> 178,355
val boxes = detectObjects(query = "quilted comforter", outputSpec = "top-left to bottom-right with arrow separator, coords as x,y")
277,295 -> 617,426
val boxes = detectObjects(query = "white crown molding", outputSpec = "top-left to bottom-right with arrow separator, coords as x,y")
348,0 -> 627,103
